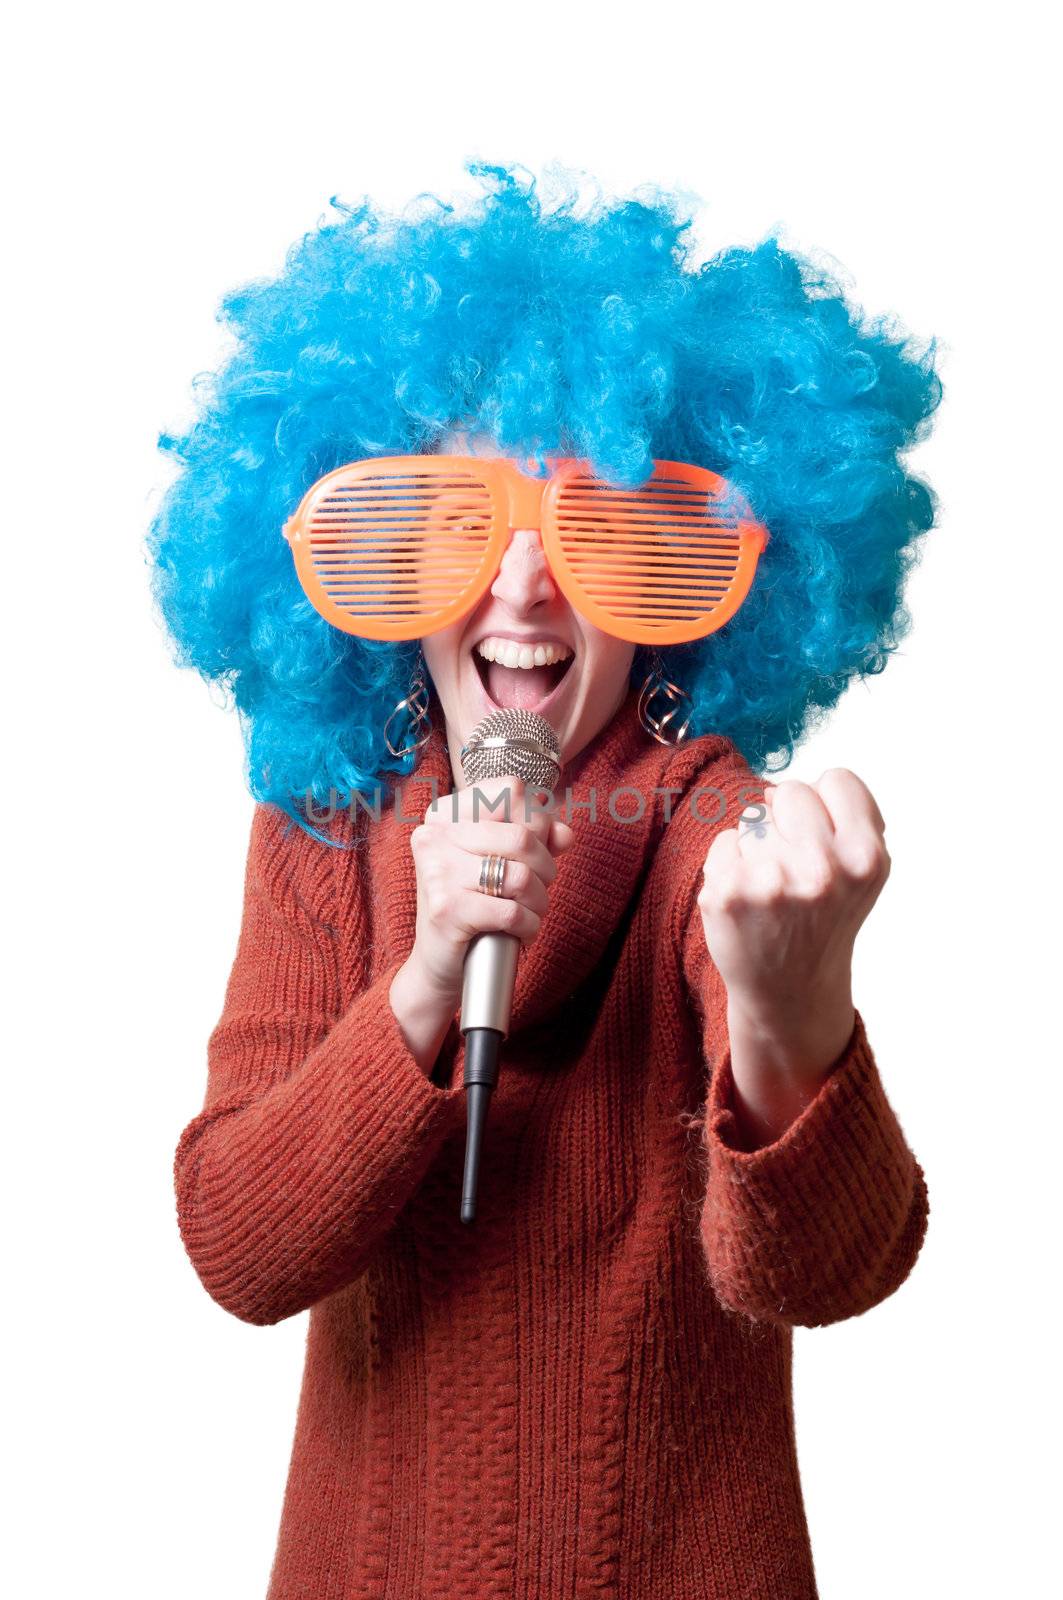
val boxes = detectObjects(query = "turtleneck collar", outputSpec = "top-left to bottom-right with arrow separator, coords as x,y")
360,682 -> 735,1034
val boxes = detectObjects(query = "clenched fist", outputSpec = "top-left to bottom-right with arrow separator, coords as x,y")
696,769 -> 891,1145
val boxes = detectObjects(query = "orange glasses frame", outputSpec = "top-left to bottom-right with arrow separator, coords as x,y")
283,454 -> 768,645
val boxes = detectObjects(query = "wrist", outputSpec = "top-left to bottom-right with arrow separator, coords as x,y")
726,992 -> 855,1080
389,953 -> 461,1078
401,945 -> 462,1011
722,988 -> 855,1150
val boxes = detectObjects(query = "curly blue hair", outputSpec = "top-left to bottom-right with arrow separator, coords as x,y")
147,160 -> 941,836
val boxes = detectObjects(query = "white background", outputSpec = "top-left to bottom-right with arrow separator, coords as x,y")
5,2 -> 1059,1595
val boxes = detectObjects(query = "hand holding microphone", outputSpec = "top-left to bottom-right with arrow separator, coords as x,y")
455,710 -> 562,1222
406,776 -> 571,1007
391,709 -> 568,1221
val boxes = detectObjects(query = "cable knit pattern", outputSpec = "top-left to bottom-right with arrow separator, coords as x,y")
174,685 -> 929,1598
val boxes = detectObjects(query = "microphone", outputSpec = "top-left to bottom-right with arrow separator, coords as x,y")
458,708 -> 561,1223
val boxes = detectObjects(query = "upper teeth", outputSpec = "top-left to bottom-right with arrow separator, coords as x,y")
476,637 -> 573,670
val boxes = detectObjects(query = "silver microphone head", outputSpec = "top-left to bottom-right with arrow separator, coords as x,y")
459,708 -> 561,788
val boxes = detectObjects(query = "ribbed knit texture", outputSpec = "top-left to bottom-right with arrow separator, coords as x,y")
175,684 -> 929,1599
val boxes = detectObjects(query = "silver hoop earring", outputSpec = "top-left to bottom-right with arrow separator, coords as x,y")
384,656 -> 433,759
637,652 -> 693,746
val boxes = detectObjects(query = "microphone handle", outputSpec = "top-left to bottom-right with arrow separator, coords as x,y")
460,930 -> 520,1033
459,931 -> 520,1223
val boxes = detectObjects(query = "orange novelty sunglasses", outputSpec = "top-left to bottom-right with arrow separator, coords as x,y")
283,455 -> 769,646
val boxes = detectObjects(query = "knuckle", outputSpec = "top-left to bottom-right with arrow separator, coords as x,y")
752,865 -> 786,903
711,871 -> 746,913
423,854 -> 449,890
524,808 -> 551,839
797,851 -> 835,899
497,897 -> 525,933
425,888 -> 450,922
511,823 -> 534,856
506,859 -> 532,894
845,841 -> 889,883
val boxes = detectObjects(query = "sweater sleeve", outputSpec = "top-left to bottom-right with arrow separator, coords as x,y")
675,783 -> 929,1330
174,804 -> 465,1326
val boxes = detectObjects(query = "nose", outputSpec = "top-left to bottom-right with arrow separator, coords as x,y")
489,527 -> 557,614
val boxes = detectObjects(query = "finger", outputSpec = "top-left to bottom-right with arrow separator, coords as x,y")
421,817 -> 561,886
736,798 -> 773,837
815,770 -> 890,888
815,768 -> 886,837
427,777 -> 556,842
450,888 -> 542,944
463,852 -> 550,916
704,824 -> 741,874
426,774 -> 525,817
734,793 -> 836,896
764,779 -> 835,848
701,824 -> 789,911
734,798 -> 788,865
413,819 -> 557,883
427,783 -> 524,823
699,825 -> 741,906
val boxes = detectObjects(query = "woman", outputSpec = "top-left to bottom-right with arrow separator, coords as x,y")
151,163 -> 939,1599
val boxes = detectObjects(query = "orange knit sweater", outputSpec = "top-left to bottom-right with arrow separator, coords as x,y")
174,685 -> 928,1598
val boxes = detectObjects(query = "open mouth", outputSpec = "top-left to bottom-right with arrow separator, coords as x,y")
472,636 -> 575,712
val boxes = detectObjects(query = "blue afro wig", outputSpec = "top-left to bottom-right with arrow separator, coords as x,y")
148,160 -> 941,834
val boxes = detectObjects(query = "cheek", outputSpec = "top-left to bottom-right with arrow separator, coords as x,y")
420,629 -> 460,683
582,633 -> 636,695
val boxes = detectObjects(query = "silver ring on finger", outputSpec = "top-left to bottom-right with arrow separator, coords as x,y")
478,854 -> 508,897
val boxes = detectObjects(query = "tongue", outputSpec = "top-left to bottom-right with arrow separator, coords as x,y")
486,662 -> 558,710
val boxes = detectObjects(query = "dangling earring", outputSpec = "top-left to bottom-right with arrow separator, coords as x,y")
637,650 -> 694,746
384,653 -> 433,759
